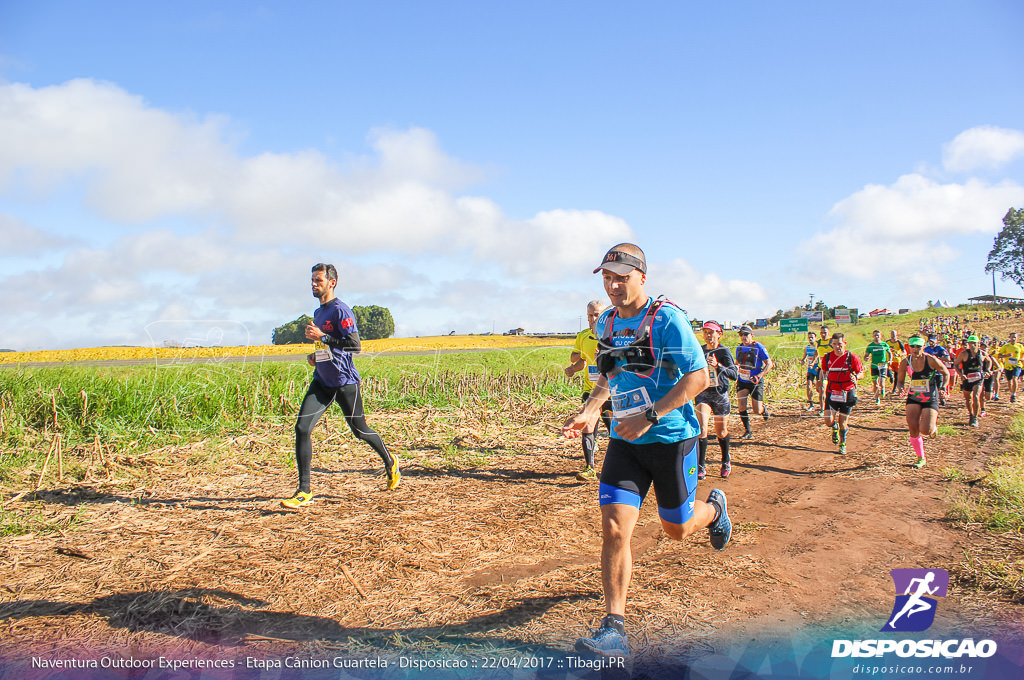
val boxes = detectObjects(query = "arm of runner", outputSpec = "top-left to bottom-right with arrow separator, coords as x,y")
852,353 -> 865,381
896,358 -> 909,395
613,367 -> 709,442
564,351 -> 586,377
319,330 -> 362,352
927,354 -> 951,385
304,322 -> 325,341
717,349 -> 738,382
562,376 -> 609,438
953,351 -> 965,377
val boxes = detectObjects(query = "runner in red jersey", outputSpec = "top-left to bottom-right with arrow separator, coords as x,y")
820,333 -> 864,455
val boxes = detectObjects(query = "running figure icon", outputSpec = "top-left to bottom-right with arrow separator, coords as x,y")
887,572 -> 938,628
882,568 -> 949,632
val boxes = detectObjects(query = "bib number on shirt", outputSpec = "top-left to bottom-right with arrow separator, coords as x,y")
966,372 -> 982,382
314,341 -> 332,363
738,367 -> 752,382
610,386 -> 653,419
829,389 -> 847,403
707,365 -> 718,387
1009,357 -> 1020,365
908,378 -> 931,400
587,365 -> 601,384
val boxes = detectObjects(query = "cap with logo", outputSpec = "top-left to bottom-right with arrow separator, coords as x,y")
593,247 -> 647,275
738,325 -> 753,334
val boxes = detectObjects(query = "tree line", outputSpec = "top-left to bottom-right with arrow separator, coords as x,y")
272,305 -> 395,344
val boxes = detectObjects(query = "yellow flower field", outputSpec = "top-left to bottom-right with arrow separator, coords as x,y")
0,335 -> 573,365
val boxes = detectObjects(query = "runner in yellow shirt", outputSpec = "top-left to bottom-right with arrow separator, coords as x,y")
564,300 -> 611,480
886,330 -> 906,393
994,332 -> 1023,403
813,325 -> 833,416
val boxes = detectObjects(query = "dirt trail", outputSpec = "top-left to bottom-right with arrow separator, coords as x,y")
1,391 -> 1022,670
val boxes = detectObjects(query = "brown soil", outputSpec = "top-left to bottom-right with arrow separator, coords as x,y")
2,394 -> 1022,673
2,314 -> 1023,676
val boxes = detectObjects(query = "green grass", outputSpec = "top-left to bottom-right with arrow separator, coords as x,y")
946,412 -> 1024,600
0,502 -> 85,537
0,347 -> 579,474
947,413 -> 1024,533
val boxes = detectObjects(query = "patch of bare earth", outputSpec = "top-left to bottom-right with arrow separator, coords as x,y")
1,389 -> 1022,676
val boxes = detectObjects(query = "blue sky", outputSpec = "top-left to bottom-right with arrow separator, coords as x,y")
2,1 -> 1023,349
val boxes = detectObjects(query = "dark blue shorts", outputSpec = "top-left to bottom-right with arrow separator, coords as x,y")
599,436 -> 698,525
694,389 -> 731,416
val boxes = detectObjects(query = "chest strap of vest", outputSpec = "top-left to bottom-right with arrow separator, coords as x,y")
596,297 -> 679,379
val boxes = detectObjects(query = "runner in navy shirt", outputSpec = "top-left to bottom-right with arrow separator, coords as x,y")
281,263 -> 399,509
734,326 -> 774,439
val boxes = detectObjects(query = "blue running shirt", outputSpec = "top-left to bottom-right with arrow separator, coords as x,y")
595,297 -> 706,445
735,342 -> 771,382
312,298 -> 361,387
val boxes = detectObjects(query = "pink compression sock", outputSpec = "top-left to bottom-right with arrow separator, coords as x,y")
910,435 -> 925,459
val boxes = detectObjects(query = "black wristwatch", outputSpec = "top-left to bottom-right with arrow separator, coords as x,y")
320,334 -> 330,344
644,407 -> 660,424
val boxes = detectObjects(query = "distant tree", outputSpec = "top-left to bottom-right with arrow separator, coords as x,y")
986,207 -> 1024,290
353,305 -> 395,340
769,308 -> 785,324
271,314 -> 313,345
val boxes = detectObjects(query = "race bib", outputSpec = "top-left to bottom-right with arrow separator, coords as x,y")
966,372 -> 982,382
908,378 -> 930,395
707,364 -> 718,387
587,365 -> 601,384
610,386 -> 653,418
313,341 -> 332,363
829,389 -> 847,403
738,367 -> 752,382
1009,357 -> 1019,365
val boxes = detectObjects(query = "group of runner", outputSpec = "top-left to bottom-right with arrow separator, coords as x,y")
278,253 -> 1021,660
564,312 -> 1024,480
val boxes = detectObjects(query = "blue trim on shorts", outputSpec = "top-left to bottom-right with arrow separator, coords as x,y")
599,482 -> 641,509
659,497 -> 696,525
659,446 -> 698,525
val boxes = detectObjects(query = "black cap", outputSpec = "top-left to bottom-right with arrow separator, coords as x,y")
593,247 -> 646,275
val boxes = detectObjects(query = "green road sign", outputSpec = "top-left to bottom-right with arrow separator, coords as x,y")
780,318 -> 809,333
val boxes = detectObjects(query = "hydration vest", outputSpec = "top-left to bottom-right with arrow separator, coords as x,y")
596,297 -> 679,379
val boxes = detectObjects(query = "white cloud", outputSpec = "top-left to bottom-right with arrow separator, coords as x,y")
942,126 -> 1024,173
797,173 -> 1023,284
648,258 -> 770,325
0,78 -> 640,348
0,212 -> 78,254
0,79 -> 633,278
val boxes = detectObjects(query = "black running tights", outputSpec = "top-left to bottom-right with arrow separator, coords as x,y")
294,380 -> 393,492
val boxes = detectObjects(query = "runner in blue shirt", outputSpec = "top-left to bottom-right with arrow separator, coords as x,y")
801,331 -> 823,412
734,326 -> 774,439
281,263 -> 399,509
924,335 -> 950,406
563,243 -> 731,659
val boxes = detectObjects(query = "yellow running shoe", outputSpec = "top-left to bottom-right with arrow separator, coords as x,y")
281,490 -> 313,509
386,456 -> 401,491
576,465 -> 597,482
913,457 -> 926,469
